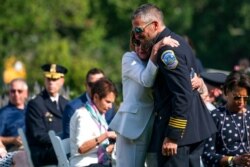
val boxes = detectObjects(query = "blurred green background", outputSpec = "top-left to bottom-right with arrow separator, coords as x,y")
0,0 -> 249,99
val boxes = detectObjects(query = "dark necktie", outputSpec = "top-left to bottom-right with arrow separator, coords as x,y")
53,101 -> 59,111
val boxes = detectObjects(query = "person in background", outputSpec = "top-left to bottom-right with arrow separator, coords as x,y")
0,78 -> 28,151
234,57 -> 250,75
62,68 -> 116,139
202,71 -> 250,167
200,72 -> 227,111
131,3 -> 217,166
70,78 -> 117,167
26,63 -> 68,166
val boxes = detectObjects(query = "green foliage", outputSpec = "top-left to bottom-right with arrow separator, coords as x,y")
0,0 -> 249,99
190,0 -> 250,70
26,35 -> 71,84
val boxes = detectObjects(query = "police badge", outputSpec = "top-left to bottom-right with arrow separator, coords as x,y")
161,50 -> 178,70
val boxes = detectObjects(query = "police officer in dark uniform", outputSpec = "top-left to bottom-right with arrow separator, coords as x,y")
200,72 -> 228,109
132,4 -> 217,167
25,63 -> 68,166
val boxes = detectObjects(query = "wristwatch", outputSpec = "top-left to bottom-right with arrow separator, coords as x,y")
228,156 -> 234,167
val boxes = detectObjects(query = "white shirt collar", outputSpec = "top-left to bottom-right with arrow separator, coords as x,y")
86,93 -> 91,102
50,94 -> 59,102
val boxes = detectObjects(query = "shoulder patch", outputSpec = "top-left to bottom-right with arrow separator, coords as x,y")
161,50 -> 178,70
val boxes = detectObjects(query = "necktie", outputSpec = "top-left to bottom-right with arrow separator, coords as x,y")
53,100 -> 59,111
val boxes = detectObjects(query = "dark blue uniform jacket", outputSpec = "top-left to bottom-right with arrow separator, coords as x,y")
25,89 -> 68,166
151,28 -> 217,152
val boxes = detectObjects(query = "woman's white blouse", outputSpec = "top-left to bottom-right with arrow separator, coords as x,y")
69,107 -> 108,167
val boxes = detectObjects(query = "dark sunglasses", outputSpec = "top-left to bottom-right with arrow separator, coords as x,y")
233,95 -> 249,102
133,21 -> 154,34
10,89 -> 23,94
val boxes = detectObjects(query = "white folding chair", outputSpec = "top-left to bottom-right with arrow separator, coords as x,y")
48,130 -> 70,167
18,128 -> 57,167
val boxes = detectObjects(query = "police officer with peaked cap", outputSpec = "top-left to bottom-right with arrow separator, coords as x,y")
201,72 -> 228,109
200,72 -> 227,87
25,63 -> 69,166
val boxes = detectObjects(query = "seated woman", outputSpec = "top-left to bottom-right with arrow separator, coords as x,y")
0,138 -> 28,167
70,78 -> 118,167
202,71 -> 250,167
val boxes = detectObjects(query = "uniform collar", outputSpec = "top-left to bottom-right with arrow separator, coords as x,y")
154,27 -> 172,43
50,94 -> 59,102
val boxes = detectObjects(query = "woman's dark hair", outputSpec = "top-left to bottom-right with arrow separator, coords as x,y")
130,31 -> 140,51
91,77 -> 118,99
223,71 -> 250,95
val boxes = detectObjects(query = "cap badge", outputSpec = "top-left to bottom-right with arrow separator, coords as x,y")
50,64 -> 56,73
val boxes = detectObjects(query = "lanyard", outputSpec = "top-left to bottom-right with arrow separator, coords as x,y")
85,101 -> 108,134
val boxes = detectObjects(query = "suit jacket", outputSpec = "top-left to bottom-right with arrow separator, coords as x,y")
109,51 -> 158,140
150,28 -> 217,151
26,89 -> 68,147
62,93 -> 87,139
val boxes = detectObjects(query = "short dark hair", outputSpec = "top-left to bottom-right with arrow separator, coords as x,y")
223,71 -> 250,95
91,78 -> 118,99
86,68 -> 105,81
131,3 -> 164,23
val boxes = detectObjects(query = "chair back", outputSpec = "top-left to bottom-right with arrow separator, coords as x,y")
18,128 -> 58,167
49,130 -> 70,167
18,128 -> 34,167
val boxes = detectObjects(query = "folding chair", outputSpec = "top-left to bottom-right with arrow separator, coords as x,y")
18,128 -> 57,167
48,130 -> 70,167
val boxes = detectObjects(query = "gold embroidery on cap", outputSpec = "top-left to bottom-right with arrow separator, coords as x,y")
50,64 -> 56,73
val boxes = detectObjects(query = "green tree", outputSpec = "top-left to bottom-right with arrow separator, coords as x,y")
0,0 -> 249,98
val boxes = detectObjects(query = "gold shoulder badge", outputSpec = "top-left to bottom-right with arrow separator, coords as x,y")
161,50 -> 178,70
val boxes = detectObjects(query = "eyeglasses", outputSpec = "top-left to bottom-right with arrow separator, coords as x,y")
133,21 -> 154,34
233,95 -> 249,102
10,89 -> 23,94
